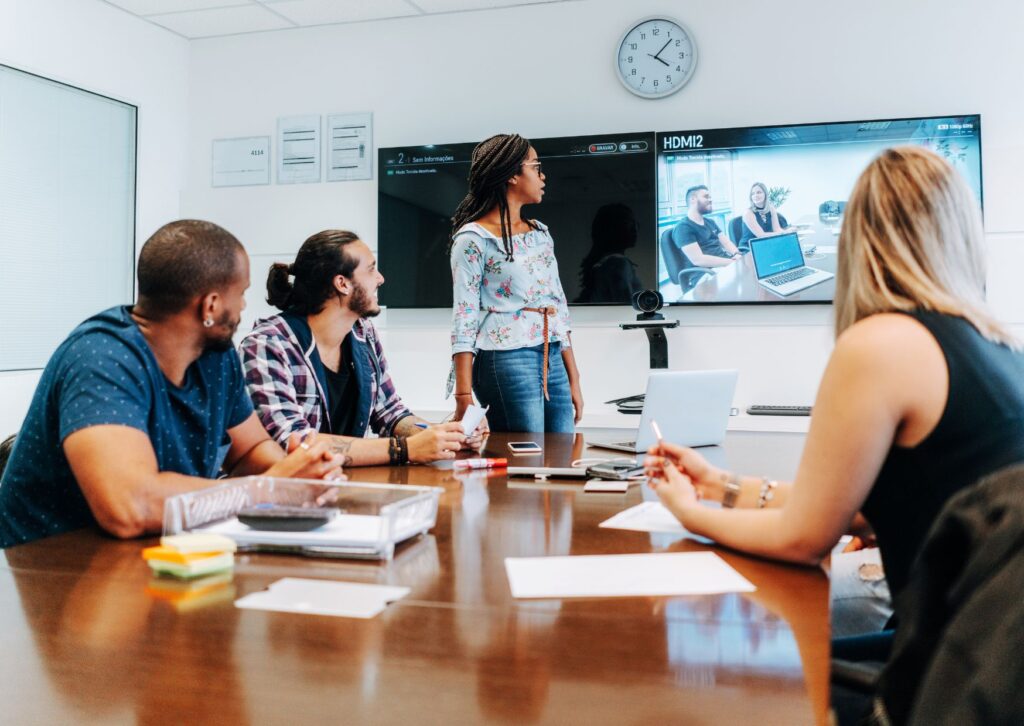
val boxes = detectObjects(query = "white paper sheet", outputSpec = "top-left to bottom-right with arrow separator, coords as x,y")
583,479 -> 631,493
199,513 -> 386,546
235,578 -> 409,618
599,501 -> 691,534
460,404 -> 488,437
212,136 -> 270,187
277,114 -> 321,184
326,112 -> 372,182
505,552 -> 755,599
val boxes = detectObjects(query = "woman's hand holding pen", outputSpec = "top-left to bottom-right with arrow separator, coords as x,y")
644,441 -> 727,504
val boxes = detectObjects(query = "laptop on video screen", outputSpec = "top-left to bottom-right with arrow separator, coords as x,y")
751,232 -> 834,297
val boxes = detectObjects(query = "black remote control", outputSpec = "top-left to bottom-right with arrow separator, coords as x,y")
237,505 -> 339,532
747,405 -> 812,416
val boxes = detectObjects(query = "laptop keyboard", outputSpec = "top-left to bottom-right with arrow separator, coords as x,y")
766,267 -> 815,286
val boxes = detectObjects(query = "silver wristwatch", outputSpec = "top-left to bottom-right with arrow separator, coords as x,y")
722,473 -> 741,509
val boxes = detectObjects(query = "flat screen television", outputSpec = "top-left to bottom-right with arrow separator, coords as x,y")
655,114 -> 982,305
377,132 -> 658,308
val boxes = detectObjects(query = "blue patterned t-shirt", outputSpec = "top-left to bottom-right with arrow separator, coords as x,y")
0,306 -> 253,548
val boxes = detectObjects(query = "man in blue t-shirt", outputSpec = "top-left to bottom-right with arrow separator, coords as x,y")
670,185 -> 742,268
0,220 -> 344,548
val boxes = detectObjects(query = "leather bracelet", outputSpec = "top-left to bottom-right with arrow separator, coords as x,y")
454,392 -> 473,397
722,472 -> 741,509
757,477 -> 777,509
388,436 -> 400,466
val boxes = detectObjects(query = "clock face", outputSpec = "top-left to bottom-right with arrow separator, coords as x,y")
616,17 -> 697,99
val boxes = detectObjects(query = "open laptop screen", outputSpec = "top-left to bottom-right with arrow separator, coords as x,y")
751,233 -> 804,280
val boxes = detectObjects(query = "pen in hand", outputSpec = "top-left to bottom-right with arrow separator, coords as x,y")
649,420 -> 666,478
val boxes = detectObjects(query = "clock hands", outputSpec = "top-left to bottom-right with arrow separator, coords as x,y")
648,38 -> 672,67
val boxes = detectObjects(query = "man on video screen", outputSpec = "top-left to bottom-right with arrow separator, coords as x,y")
670,185 -> 741,267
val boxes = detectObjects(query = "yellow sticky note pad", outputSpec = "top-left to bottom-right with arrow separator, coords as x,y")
160,533 -> 237,554
142,546 -> 227,565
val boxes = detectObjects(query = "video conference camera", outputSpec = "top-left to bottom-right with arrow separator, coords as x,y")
632,289 -> 664,321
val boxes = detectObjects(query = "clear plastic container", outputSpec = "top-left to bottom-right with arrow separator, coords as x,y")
162,476 -> 442,560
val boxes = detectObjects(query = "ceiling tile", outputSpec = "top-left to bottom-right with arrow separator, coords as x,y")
104,0 -> 250,15
147,4 -> 294,37
408,0 -> 564,12
261,0 -> 420,25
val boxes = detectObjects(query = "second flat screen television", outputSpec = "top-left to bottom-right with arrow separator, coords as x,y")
655,114 -> 982,304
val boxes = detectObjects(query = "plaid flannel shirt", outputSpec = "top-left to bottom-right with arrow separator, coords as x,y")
239,314 -> 411,446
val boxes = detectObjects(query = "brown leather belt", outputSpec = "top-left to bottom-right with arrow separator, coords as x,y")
522,306 -> 556,400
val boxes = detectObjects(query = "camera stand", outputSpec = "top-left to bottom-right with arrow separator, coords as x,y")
619,318 -> 680,369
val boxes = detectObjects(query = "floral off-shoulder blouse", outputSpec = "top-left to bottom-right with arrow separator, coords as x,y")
450,221 -> 573,357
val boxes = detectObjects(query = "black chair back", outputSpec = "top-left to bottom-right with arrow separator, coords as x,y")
875,463 -> 1024,725
659,227 -> 691,284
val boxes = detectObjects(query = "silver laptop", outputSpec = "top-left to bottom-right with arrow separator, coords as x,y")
589,369 -> 738,454
750,232 -> 833,297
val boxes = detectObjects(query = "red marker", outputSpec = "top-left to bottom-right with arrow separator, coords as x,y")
453,457 -> 507,470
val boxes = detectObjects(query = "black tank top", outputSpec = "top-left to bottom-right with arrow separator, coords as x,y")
862,310 -> 1024,597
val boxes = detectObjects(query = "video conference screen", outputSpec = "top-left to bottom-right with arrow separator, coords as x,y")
655,114 -> 983,305
377,132 -> 657,308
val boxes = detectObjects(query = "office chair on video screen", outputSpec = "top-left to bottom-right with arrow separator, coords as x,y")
729,214 -> 790,254
659,228 -> 710,296
831,462 -> 1024,726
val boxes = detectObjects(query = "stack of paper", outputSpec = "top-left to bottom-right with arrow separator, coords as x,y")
143,533 -> 237,579
235,578 -> 410,619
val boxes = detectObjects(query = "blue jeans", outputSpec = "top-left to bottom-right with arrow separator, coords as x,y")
473,343 -> 575,433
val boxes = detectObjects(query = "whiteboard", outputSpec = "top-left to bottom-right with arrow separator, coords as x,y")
0,64 -> 136,371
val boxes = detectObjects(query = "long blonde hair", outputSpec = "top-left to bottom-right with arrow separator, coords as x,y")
834,146 -> 1014,346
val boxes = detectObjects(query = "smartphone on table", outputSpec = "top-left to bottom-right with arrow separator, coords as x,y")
507,441 -> 543,455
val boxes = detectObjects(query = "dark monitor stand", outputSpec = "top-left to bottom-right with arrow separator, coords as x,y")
619,317 -> 679,369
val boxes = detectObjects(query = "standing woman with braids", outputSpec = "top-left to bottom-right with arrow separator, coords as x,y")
449,134 -> 583,432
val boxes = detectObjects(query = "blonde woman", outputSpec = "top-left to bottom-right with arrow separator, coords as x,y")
739,182 -> 790,248
645,147 -> 1024,602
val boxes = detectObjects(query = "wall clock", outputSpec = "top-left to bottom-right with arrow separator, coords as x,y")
616,17 -> 697,99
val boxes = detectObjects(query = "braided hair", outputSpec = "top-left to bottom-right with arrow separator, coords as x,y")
449,133 -> 537,261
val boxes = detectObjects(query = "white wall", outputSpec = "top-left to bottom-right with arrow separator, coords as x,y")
166,0 -> 1024,426
0,0 -> 190,435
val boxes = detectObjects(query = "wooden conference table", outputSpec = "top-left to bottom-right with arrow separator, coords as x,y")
0,431 -> 828,725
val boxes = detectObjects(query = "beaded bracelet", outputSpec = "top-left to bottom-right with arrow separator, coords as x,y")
757,477 -> 778,509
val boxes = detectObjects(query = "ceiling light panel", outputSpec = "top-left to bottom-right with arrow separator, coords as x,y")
410,0 -> 564,12
105,0 -> 250,15
148,4 -> 294,38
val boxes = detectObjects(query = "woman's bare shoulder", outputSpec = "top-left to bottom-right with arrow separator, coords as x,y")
835,312 -> 943,376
